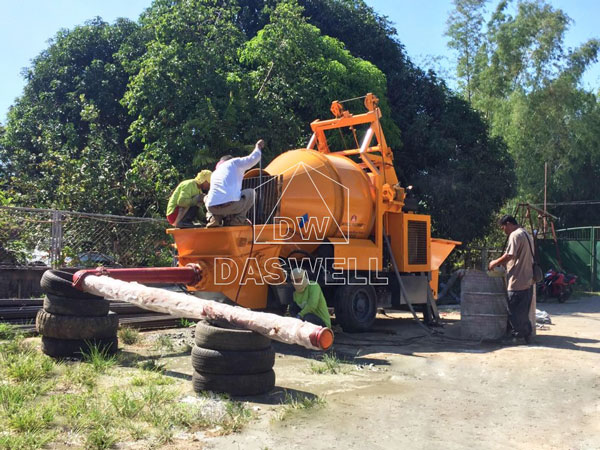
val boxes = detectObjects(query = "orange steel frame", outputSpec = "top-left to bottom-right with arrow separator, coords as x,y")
306,93 -> 405,270
168,94 -> 459,308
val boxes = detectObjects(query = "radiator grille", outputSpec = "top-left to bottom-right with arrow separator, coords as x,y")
241,175 -> 282,224
407,220 -> 428,265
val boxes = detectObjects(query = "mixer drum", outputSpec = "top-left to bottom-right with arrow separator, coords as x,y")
264,149 -> 375,240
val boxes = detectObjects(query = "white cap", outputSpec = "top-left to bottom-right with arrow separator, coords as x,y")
291,268 -> 309,292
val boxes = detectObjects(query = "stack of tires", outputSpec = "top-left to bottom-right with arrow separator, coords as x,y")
36,269 -> 119,358
191,320 -> 275,396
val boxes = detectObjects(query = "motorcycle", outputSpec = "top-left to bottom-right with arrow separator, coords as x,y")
537,268 -> 577,303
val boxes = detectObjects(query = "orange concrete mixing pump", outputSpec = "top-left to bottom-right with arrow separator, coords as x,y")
167,94 -> 460,332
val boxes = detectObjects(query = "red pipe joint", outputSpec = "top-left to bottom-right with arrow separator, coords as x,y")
72,264 -> 203,290
309,327 -> 334,351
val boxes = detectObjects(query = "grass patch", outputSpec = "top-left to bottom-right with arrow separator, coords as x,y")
86,425 -> 118,450
0,382 -> 45,415
118,327 -> 141,345
126,423 -> 148,441
5,352 -> 55,382
274,392 -> 326,422
0,323 -> 18,340
153,334 -> 175,352
308,352 -> 351,375
64,363 -> 98,390
109,389 -> 144,418
178,318 -> 195,328
0,430 -> 56,450
154,393 -> 253,435
141,385 -> 177,406
82,343 -> 117,373
136,357 -> 166,373
0,333 -> 252,448
221,400 -> 253,433
130,372 -> 174,387
0,335 -> 35,359
7,403 -> 55,432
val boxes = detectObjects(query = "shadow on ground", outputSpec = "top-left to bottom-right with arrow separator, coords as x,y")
272,294 -> 600,363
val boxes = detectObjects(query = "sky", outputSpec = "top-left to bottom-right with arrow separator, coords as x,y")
1,0 -> 599,124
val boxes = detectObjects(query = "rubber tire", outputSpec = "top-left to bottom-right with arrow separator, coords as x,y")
36,310 -> 118,339
44,293 -> 110,317
194,320 -> 271,351
41,336 -> 118,358
558,286 -> 572,303
192,369 -> 275,396
40,270 -> 103,300
191,345 -> 274,375
334,283 -> 377,332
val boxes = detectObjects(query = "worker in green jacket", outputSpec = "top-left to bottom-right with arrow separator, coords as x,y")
166,170 -> 212,227
289,268 -> 331,328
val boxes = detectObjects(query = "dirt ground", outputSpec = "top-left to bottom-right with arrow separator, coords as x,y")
161,294 -> 600,450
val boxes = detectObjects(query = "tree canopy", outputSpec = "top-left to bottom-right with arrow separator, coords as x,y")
0,17 -> 147,214
447,0 -> 600,227
0,0 -> 517,243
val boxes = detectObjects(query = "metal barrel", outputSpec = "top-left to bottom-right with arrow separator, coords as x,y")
460,270 -> 508,341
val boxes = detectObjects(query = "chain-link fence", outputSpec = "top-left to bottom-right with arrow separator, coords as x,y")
0,206 -> 174,268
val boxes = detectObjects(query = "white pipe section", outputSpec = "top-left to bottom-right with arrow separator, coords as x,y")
81,275 -> 328,350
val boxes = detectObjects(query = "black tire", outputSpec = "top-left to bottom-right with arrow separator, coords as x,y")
194,320 -> 271,351
191,345 -> 274,375
44,293 -> 110,317
334,282 -> 377,332
40,270 -> 103,300
558,286 -> 572,303
41,336 -> 118,358
192,369 -> 275,396
36,310 -> 118,339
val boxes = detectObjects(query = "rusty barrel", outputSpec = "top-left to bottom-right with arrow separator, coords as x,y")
460,270 -> 508,340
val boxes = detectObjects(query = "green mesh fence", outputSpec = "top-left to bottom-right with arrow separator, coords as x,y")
0,206 -> 174,268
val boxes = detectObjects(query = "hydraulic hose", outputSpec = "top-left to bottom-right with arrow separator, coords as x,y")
382,226 -> 434,335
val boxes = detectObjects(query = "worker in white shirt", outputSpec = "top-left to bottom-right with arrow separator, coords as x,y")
205,139 -> 264,227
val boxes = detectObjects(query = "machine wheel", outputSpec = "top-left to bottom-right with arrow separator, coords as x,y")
192,369 -> 275,396
194,320 -> 271,351
334,283 -> 377,332
43,293 -> 110,317
191,345 -> 274,375
40,270 -> 103,300
558,286 -> 572,303
36,310 -> 118,340
41,336 -> 118,358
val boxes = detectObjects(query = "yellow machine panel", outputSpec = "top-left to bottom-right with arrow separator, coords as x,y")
386,212 -> 431,272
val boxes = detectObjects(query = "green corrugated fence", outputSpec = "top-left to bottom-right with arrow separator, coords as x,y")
537,227 -> 600,291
